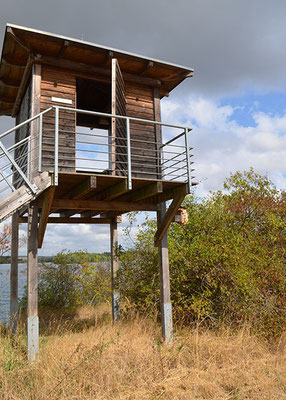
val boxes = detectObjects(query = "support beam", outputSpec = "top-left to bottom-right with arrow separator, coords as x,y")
110,219 -> 120,321
154,192 -> 185,247
157,184 -> 188,204
128,181 -> 163,202
19,216 -> 115,224
10,212 -> 19,333
7,27 -> 31,53
30,63 -> 41,180
38,187 -> 55,248
140,61 -> 153,75
67,176 -> 97,200
101,50 -> 114,66
12,57 -> 33,117
60,176 -> 97,217
49,198 -> 156,212
58,40 -> 69,57
82,179 -> 129,218
27,201 -> 39,363
157,203 -> 173,343
35,54 -> 162,87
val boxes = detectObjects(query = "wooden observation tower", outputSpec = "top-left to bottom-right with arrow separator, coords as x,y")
0,24 -> 195,362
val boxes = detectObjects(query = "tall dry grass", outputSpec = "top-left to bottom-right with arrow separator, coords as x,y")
1,304 -> 286,399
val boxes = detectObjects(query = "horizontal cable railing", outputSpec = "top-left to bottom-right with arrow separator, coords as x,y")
0,105 -> 194,202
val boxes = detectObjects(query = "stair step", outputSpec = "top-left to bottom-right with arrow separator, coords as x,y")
0,172 -> 52,223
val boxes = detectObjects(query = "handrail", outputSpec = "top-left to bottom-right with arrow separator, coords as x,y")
54,105 -> 193,131
0,104 -> 194,201
0,107 -> 53,140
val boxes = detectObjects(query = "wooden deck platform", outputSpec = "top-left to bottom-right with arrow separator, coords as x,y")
18,171 -> 192,219
17,171 -> 194,248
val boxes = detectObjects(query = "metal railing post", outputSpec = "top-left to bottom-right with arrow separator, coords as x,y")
184,128 -> 192,193
54,107 -> 59,185
38,114 -> 42,172
126,118 -> 132,190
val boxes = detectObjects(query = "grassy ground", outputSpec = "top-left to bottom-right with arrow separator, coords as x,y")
1,304 -> 286,399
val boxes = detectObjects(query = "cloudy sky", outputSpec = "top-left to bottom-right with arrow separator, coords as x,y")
1,0 -> 286,255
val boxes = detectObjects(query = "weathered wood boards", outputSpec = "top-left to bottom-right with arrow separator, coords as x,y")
126,82 -> 157,178
0,171 -> 52,223
40,66 -> 76,173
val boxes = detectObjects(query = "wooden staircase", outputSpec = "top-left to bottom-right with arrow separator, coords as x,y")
0,172 -> 52,223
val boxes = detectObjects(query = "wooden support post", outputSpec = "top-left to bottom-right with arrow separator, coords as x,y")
27,201 -> 39,363
110,219 -> 120,322
157,202 -> 173,344
10,212 -> 19,333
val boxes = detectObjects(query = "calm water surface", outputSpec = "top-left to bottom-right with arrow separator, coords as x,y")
0,263 -> 27,323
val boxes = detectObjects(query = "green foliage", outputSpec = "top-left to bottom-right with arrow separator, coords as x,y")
22,251 -> 111,313
117,169 -> 286,338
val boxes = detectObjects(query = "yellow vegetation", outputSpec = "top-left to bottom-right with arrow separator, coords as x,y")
1,305 -> 286,399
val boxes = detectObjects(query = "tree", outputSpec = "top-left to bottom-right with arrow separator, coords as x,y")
117,169 -> 286,338
0,223 -> 12,257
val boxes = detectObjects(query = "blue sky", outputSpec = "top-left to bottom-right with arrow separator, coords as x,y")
0,0 -> 286,255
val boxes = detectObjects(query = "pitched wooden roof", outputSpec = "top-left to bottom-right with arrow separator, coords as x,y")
0,24 -> 194,116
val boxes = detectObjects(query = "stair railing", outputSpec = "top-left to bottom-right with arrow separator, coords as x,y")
0,107 -> 52,200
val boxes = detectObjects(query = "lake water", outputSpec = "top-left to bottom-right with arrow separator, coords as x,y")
0,263 -> 27,324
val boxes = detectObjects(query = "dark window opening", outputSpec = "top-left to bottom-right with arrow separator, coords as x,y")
76,78 -> 111,173
76,78 -> 111,129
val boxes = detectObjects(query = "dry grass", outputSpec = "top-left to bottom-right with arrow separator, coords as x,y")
1,305 -> 286,399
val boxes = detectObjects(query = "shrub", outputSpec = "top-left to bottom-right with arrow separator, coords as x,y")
22,251 -> 111,313
117,169 -> 286,338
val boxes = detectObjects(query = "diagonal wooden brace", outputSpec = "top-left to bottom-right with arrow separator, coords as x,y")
38,186 -> 55,248
154,192 -> 186,247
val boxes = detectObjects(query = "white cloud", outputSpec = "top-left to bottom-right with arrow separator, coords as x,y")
161,96 -> 286,197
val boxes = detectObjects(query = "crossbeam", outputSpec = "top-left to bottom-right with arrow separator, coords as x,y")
60,176 -> 97,217
19,217 -> 115,224
128,181 -> 163,202
48,198 -> 157,212
82,179 -> 129,218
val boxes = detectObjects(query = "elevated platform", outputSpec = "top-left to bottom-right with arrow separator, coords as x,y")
15,172 -> 194,248
18,171 -> 192,219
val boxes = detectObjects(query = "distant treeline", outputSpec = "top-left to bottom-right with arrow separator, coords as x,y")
0,252 -> 110,264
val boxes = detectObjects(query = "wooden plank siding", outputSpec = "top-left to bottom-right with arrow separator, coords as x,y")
125,82 -> 157,179
35,65 -> 158,179
40,66 -> 76,172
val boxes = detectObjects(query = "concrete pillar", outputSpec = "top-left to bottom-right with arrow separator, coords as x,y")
27,201 -> 39,362
10,212 -> 19,333
157,202 -> 173,343
110,219 -> 120,321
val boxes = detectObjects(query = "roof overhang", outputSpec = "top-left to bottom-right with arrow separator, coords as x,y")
0,24 -> 194,117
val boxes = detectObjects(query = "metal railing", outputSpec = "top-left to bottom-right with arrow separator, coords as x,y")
0,105 -> 194,201
54,106 -> 194,192
0,107 -> 52,201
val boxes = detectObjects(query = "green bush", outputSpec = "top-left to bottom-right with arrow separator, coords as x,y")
22,251 -> 111,313
117,169 -> 286,338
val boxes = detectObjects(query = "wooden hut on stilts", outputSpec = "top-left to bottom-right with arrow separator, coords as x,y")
0,24 -> 195,362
